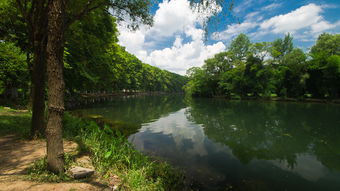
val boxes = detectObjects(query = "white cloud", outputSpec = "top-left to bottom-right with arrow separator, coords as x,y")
148,0 -> 195,38
234,0 -> 254,13
260,3 -> 338,36
118,2 -> 339,75
260,4 -> 322,33
311,20 -> 338,33
118,0 -> 226,75
148,40 -> 225,73
118,27 -> 146,54
262,3 -> 282,11
211,22 -> 258,41
245,11 -> 260,21
211,3 -> 339,43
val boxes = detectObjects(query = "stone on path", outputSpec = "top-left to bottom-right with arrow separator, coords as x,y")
69,166 -> 95,179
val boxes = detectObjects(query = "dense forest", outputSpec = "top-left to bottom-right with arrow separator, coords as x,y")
0,5 -> 187,105
185,33 -> 340,99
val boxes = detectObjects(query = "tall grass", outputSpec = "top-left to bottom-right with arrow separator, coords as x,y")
63,113 -> 186,191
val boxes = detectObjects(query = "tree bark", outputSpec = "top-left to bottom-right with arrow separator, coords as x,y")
45,0 -> 66,173
31,38 -> 47,138
29,0 -> 48,139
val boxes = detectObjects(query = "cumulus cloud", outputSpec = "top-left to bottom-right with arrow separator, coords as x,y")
148,0 -> 195,38
260,4 -> 322,33
260,4 -> 339,36
118,0 -> 226,75
212,3 -> 339,42
148,40 -> 225,73
211,22 -> 257,41
310,20 -> 337,33
118,2 -> 339,75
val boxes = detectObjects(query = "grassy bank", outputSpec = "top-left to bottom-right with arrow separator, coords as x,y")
62,113 -> 185,190
0,107 -> 186,191
0,106 -> 31,138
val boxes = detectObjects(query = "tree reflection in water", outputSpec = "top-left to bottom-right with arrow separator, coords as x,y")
76,96 -> 340,190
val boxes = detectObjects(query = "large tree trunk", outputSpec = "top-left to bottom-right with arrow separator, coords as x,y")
45,0 -> 66,173
30,0 -> 48,139
31,39 -> 47,138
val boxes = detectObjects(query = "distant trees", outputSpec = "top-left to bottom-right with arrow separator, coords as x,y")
64,12 -> 186,94
0,42 -> 28,101
185,33 -> 340,99
307,33 -> 340,98
1,1 -> 186,101
0,0 -> 186,174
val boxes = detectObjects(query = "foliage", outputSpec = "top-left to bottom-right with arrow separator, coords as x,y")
0,106 -> 186,190
229,33 -> 252,61
0,5 -> 186,104
0,0 -> 29,53
0,41 -> 29,101
270,33 -> 293,61
63,113 -> 186,190
185,33 -> 340,99
26,154 -> 74,182
310,33 -> 340,56
307,33 -> 340,98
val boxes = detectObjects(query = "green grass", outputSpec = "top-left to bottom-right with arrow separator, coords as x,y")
0,107 -> 31,138
26,153 -> 75,182
0,106 -> 186,190
63,113 -> 186,191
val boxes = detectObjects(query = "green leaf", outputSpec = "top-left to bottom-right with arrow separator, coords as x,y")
104,151 -> 112,159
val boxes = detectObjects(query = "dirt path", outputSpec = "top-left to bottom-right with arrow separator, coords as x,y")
0,135 -> 107,191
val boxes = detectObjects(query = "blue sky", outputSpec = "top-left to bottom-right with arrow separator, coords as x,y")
118,0 -> 340,75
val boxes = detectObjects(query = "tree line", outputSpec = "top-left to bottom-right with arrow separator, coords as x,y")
185,33 -> 340,99
0,0 -> 190,174
1,6 -> 186,102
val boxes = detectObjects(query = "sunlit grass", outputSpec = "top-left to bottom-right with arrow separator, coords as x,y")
0,107 -> 31,138
63,113 -> 185,190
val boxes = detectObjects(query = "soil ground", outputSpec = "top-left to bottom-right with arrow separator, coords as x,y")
0,134 -> 108,191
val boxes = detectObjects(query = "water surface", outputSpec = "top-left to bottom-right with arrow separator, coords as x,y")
76,95 -> 340,191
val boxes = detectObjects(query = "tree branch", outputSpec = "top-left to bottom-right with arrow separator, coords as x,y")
66,0 -> 108,27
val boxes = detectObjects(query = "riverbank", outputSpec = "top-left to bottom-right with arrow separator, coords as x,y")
65,92 -> 184,109
0,106 -> 186,191
211,95 -> 340,104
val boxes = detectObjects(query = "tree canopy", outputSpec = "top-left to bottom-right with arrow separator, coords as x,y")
0,4 -> 187,105
185,33 -> 340,99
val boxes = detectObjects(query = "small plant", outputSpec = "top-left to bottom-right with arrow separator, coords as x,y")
26,153 -> 75,182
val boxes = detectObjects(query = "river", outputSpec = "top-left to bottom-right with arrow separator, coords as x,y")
75,95 -> 340,191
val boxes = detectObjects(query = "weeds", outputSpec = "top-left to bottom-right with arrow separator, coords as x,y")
26,153 -> 74,182
0,107 -> 186,190
63,113 -> 186,190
